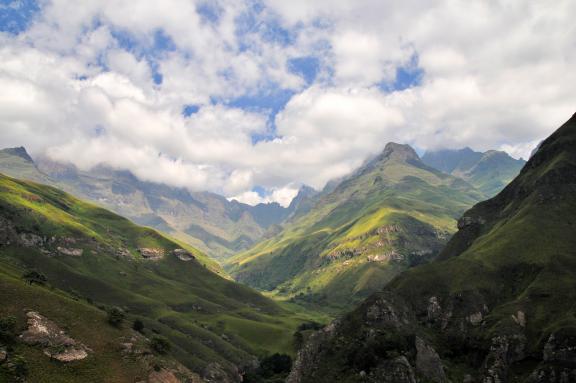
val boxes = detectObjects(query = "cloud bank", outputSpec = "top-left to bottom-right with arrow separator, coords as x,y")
0,0 -> 574,205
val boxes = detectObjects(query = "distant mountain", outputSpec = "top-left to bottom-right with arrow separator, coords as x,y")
422,147 -> 526,196
0,172 -> 316,381
0,148 -> 305,260
227,143 -> 484,312
288,113 -> 576,383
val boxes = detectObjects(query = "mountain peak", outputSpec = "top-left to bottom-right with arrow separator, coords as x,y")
380,142 -> 420,162
1,146 -> 33,163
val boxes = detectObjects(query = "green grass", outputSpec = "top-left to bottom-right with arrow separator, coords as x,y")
289,113 -> 576,382
226,146 -> 485,311
0,173 -> 323,380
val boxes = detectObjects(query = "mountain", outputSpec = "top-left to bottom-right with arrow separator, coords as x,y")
227,143 -> 485,312
422,147 -> 526,197
288,113 -> 576,382
0,149 -> 300,260
0,173 -> 322,382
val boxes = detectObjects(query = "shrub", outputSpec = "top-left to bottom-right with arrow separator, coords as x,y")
150,336 -> 171,355
0,316 -> 17,344
132,319 -> 144,333
259,353 -> 292,377
107,307 -> 125,327
22,270 -> 47,285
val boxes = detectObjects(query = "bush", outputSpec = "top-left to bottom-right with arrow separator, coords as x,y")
150,336 -> 171,355
259,353 -> 292,377
0,316 -> 17,344
107,307 -> 125,327
132,319 -> 144,333
22,270 -> 47,285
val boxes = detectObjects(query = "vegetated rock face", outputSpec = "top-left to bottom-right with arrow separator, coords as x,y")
20,311 -> 90,362
288,114 -> 576,382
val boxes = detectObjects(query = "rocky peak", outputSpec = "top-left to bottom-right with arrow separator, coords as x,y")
1,146 -> 34,163
380,142 -> 420,162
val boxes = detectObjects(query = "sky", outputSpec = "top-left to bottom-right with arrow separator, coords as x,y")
0,0 -> 574,206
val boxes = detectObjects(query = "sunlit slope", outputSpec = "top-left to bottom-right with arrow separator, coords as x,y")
227,143 -> 484,311
0,173 -> 316,379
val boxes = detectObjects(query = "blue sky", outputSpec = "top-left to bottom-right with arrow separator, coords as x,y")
0,0 -> 572,205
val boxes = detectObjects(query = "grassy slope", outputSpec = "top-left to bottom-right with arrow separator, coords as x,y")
0,151 -> 288,261
0,174 -> 323,379
0,265 -> 143,383
227,144 -> 484,311
292,113 -> 576,382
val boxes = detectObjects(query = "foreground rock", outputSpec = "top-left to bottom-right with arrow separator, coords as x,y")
20,311 -> 90,362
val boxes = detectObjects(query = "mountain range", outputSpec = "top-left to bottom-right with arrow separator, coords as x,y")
0,148 -> 315,261
422,147 -> 526,197
0,171 -> 327,382
288,113 -> 576,382
226,143 -> 487,311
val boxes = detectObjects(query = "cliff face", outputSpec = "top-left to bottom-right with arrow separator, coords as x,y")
288,113 -> 576,383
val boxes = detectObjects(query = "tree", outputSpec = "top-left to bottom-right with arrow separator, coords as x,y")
132,319 -> 144,333
22,270 -> 47,285
259,353 -> 292,377
150,336 -> 171,355
107,307 -> 125,327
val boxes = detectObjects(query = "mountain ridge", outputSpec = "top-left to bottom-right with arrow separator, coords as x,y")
287,112 -> 576,383
227,142 -> 485,312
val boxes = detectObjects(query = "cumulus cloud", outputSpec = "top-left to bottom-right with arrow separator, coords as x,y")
0,0 -> 575,204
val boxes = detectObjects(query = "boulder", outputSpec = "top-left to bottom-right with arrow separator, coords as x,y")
20,311 -> 90,362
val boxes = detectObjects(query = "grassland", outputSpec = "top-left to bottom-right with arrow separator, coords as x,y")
227,143 -> 485,312
0,173 -> 325,381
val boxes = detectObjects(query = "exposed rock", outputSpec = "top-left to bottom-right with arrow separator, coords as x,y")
526,366 -> 576,383
457,215 -> 485,230
20,311 -> 90,362
427,296 -> 443,322
415,337 -> 447,382
482,334 -> 526,382
367,251 -> 403,262
365,296 -> 409,328
511,310 -> 526,328
543,333 -> 576,363
116,247 -> 132,258
0,348 -> 6,363
367,356 -> 416,383
57,246 -> 83,256
287,322 -> 339,383
173,248 -> 195,261
138,248 -> 164,260
148,369 -> 181,383
468,311 -> 484,325
202,362 -> 240,383
0,216 -> 17,245
19,233 -> 44,247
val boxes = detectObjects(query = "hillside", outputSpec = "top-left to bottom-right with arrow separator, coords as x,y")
227,143 -> 485,311
288,113 -> 576,382
0,150 -> 310,260
422,147 -> 526,197
0,173 -> 321,382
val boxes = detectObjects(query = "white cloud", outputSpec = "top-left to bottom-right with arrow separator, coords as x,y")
229,186 -> 299,207
0,0 -> 575,206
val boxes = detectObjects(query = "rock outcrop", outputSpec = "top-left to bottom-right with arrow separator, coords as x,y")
20,311 -> 90,362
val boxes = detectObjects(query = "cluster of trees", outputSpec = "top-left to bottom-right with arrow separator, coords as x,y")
243,353 -> 293,383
